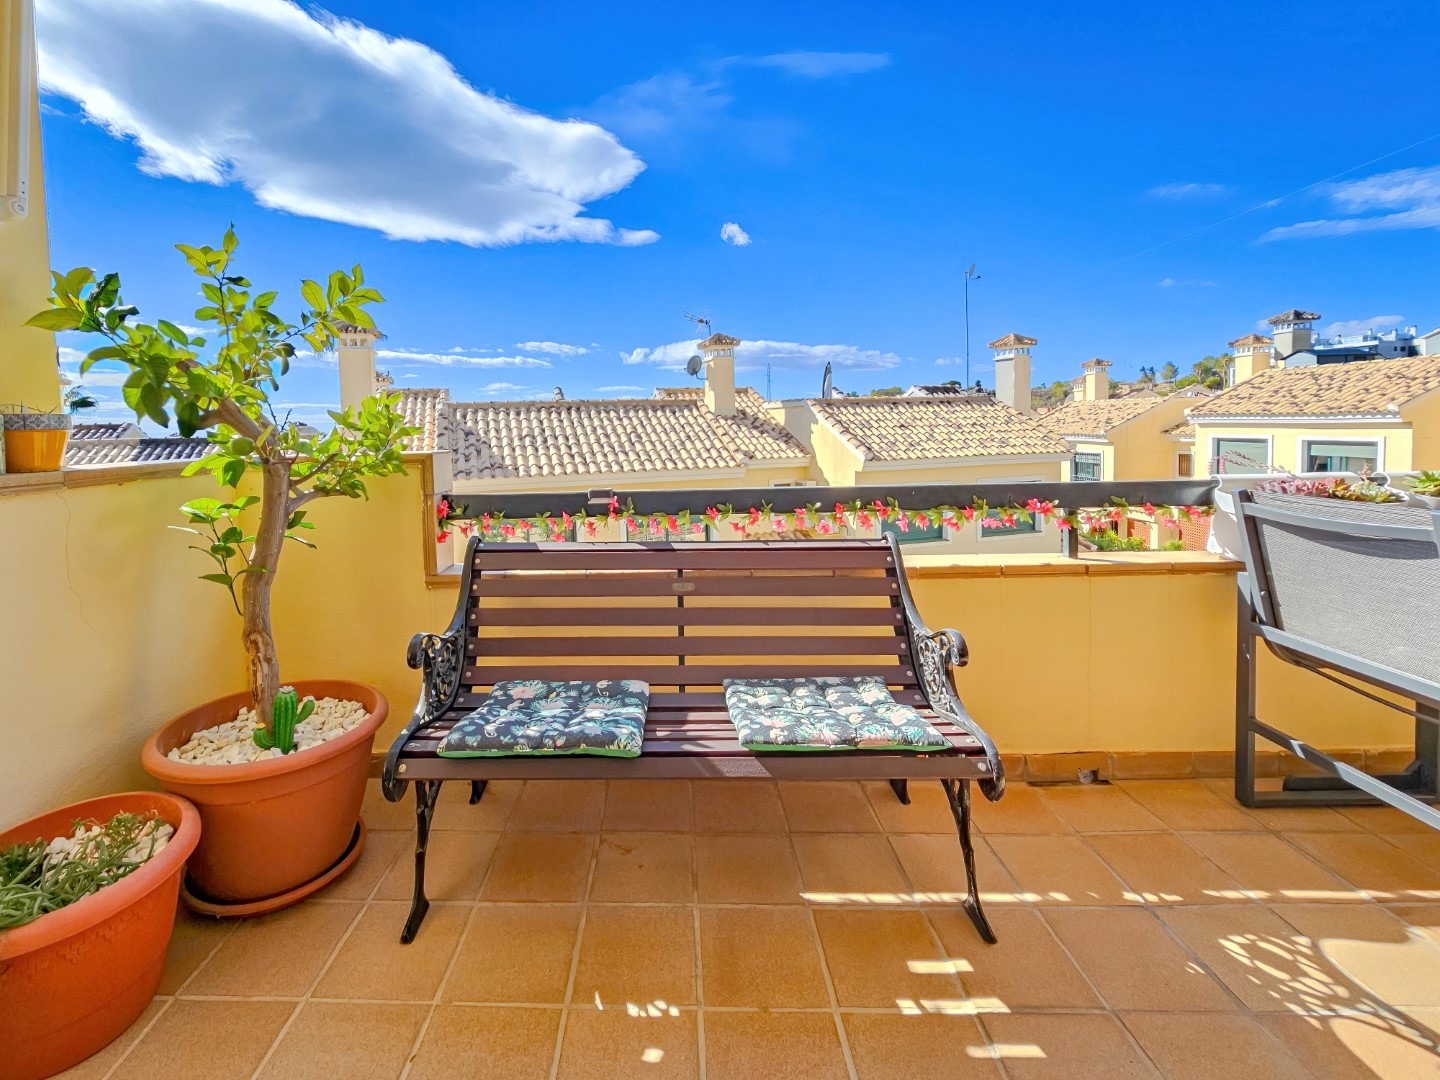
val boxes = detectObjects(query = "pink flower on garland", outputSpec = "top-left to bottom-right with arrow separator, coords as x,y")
817,518 -> 833,534
585,520 -> 598,538
1143,502 -> 1155,515
500,523 -> 516,538
706,506 -> 720,524
962,505 -> 976,522
437,529 -> 450,542
1056,516 -> 1073,530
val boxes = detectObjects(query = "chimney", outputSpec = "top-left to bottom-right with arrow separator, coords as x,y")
1266,308 -> 1318,360
1226,333 -> 1274,385
336,324 -> 382,409
988,333 -> 1036,413
1080,358 -> 1111,402
700,332 -> 739,417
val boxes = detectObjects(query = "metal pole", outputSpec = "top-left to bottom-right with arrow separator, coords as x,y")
964,275 -> 971,386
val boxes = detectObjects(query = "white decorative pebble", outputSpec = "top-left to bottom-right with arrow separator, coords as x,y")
170,697 -> 367,766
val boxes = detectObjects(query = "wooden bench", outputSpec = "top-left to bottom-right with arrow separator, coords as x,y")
382,537 -> 1005,943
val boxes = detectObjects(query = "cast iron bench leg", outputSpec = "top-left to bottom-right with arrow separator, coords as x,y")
469,780 -> 488,805
942,778 -> 996,944
889,779 -> 910,805
402,780 -> 442,944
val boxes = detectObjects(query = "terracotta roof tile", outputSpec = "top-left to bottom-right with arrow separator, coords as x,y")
65,438 -> 211,468
1034,396 -> 1164,439
653,387 -> 810,463
397,388 -> 450,452
1190,356 -> 1440,419
1165,422 -> 1196,439
70,422 -> 143,442
1266,308 -> 1321,325
987,332 -> 1037,348
1228,333 -> 1274,348
807,398 -> 1070,461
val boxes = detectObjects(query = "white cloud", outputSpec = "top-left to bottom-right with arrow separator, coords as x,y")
1324,315 -> 1405,337
743,52 -> 891,78
377,348 -> 551,368
594,384 -> 650,393
1158,277 -> 1216,287
624,338 -> 900,372
720,221 -> 752,246
477,382 -> 529,393
515,341 -> 589,356
36,0 -> 657,248
1148,182 -> 1228,199
1262,166 -> 1440,241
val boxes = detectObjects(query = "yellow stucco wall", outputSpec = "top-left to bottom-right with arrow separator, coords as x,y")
0,465 -> 1415,820
1107,396 -> 1194,479
1402,391 -> 1440,469
1196,421 -> 1415,477
0,54 -> 57,410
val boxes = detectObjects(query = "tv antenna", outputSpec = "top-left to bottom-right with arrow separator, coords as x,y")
821,362 -> 833,399
682,312 -> 712,338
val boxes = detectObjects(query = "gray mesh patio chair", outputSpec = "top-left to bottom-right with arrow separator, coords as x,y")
1233,489 -> 1440,828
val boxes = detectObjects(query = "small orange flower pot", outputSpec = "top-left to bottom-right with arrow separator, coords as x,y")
2,414 -> 70,473
0,791 -> 201,1080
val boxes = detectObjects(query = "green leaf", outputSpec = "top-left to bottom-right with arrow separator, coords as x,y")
25,308 -> 85,332
200,573 -> 235,587
156,319 -> 189,344
301,279 -> 325,311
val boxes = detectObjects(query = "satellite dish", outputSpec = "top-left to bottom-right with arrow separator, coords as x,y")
821,362 -> 833,399
685,354 -> 703,378
967,262 -> 976,276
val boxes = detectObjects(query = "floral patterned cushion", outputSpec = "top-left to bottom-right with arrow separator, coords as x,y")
437,679 -> 649,757
723,676 -> 950,752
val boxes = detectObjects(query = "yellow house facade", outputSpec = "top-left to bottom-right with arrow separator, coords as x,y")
1188,354 -> 1440,476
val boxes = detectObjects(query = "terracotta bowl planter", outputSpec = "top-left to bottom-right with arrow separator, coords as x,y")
0,791 -> 200,1080
141,680 -> 387,908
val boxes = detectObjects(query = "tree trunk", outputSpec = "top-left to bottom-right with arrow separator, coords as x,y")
243,462 -> 292,728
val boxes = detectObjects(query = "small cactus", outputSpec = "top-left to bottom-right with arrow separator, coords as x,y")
253,686 -> 316,754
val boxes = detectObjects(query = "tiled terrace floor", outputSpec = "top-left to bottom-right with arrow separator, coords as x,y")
63,777 -> 1440,1079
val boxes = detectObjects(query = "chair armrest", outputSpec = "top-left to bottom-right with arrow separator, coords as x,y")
912,626 -> 1004,802
382,628 -> 465,801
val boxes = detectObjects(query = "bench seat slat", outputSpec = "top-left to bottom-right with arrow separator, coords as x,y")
465,635 -> 911,658
475,549 -> 895,571
472,607 -> 905,628
459,663 -> 920,686
473,576 -> 899,598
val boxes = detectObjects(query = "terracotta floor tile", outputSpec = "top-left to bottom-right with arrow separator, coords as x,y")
843,1014 -> 1000,1079
1042,908 -> 1236,1012
110,999 -> 295,1080
813,908 -> 960,1008
1197,779 -> 1361,832
1259,1012 -> 1440,1080
574,904 -> 697,1008
1035,784 -> 1165,833
407,1004 -> 560,1080
589,832 -> 694,903
556,1007 -> 700,1079
1272,903 -> 1440,1008
970,783 -> 1072,835
53,999 -> 167,1080
258,1001 -> 427,1079
313,901 -> 467,1001
184,900 -> 360,997
929,907 -> 1101,1010
979,1013 -> 1159,1078
1181,831 -> 1364,904
1338,803 -> 1440,834
480,831 -> 595,902
792,833 -> 909,898
1287,832 -> 1440,899
988,834 -> 1135,905
780,780 -> 883,832
692,780 -> 788,833
444,905 -> 581,1004
888,833 -> 1021,904
317,827 -> 407,901
507,779 -> 607,831
699,906 -> 830,1008
1115,781 -> 1265,832
1160,904 -> 1366,1014
375,830 -> 497,901
695,833 -> 804,904
1121,1012 -> 1312,1080
157,904 -> 234,993
603,779 -> 692,832
863,778 -> 956,833
1387,902 -> 1440,947
1386,833 -> 1440,873
703,1010 -> 849,1080
360,777 -> 417,831
431,779 -> 521,831
1087,832 -> 1250,904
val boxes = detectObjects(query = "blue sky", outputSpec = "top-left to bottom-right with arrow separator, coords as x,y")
34,0 -> 1440,423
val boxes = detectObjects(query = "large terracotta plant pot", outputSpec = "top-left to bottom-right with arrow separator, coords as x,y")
141,680 -> 387,907
0,791 -> 200,1080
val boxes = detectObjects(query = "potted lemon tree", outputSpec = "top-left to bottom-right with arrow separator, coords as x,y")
29,229 -> 415,912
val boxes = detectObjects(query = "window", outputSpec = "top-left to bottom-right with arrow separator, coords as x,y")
978,509 -> 1039,538
1213,438 -> 1269,474
1303,440 -> 1379,474
1177,452 -> 1193,478
1073,452 -> 1103,481
880,519 -> 945,545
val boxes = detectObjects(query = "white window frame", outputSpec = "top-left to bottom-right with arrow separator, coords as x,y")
975,475 -> 1046,542
1208,435 -> 1272,475
1072,451 -> 1104,481
1299,438 -> 1383,474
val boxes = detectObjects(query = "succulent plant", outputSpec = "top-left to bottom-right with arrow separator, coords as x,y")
1330,477 -> 1403,503
1251,477 -> 1338,497
1403,470 -> 1440,497
253,686 -> 315,754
